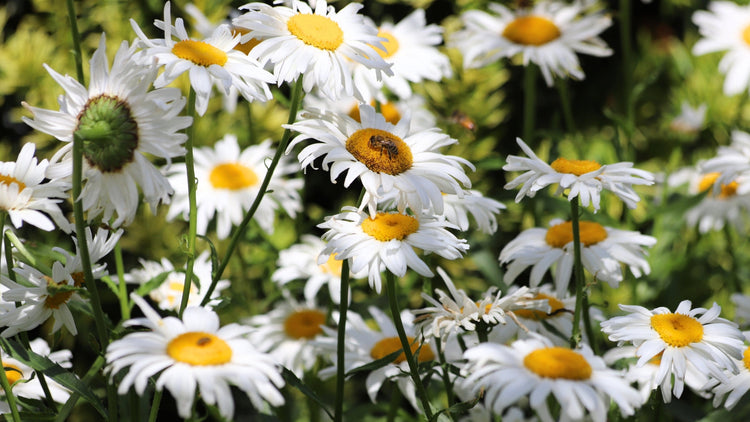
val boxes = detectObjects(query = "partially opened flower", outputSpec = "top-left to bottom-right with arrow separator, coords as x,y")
0,143 -> 70,232
692,2 -> 750,96
600,300 -> 745,402
504,138 -> 654,210
245,294 -> 328,377
460,335 -> 642,422
131,1 -> 275,115
23,35 -> 192,227
352,9 -> 451,101
166,134 -> 303,239
499,218 -> 656,294
451,1 -> 612,86
316,307 -> 437,412
318,207 -> 468,293
106,295 -> 285,419
233,0 -> 392,100
287,104 -> 473,216
670,102 -> 707,134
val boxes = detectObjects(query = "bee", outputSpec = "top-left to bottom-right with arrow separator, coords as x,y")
449,110 -> 476,131
369,135 -> 399,159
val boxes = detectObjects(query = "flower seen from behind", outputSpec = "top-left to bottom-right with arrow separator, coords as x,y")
106,295 -> 285,420
504,138 -> 654,210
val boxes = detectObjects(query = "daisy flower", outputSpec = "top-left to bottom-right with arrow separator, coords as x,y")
318,207 -> 468,294
504,138 -> 654,211
166,134 -> 303,239
316,306 -> 437,412
709,342 -> 750,410
271,234 -> 365,304
498,284 -> 576,345
0,227 -> 121,337
669,101 -> 707,134
692,2 -> 750,96
460,335 -> 642,422
22,34 -> 192,227
600,300 -> 746,402
0,143 -> 70,232
106,295 -> 285,419
131,2 -> 275,116
450,1 -> 612,86
351,9 -> 452,101
700,130 -> 750,193
287,104 -> 473,216
604,345 -> 711,404
441,190 -> 505,234
0,338 -> 72,413
232,0 -> 392,100
123,250 -> 230,311
667,166 -> 750,233
499,218 -> 656,294
245,294 -> 328,377
413,267 -> 542,344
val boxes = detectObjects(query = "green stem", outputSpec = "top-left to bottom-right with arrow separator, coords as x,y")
201,77 -> 304,306
385,272 -> 434,420
386,387 -> 401,422
724,225 -> 740,293
436,341 -> 455,409
556,79 -> 576,134
55,355 -> 106,422
65,0 -> 84,84
333,259 -> 350,422
178,88 -> 198,318
4,231 -> 46,273
569,198 -> 586,349
148,389 -> 162,422
582,295 -> 598,355
523,63 -> 537,144
0,214 -> 21,422
115,243 -> 129,320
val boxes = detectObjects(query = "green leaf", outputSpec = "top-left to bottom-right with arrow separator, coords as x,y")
0,338 -> 106,417
430,394 -> 482,421
133,270 -> 171,297
280,368 -> 333,419
345,349 -> 402,377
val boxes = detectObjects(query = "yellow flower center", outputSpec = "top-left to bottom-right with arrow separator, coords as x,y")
361,212 -> 419,241
3,364 -> 23,386
283,309 -> 327,340
349,101 -> 402,125
0,175 -> 26,192
209,162 -> 258,190
319,253 -> 343,276
550,157 -> 602,176
502,16 -> 562,46
345,128 -> 413,175
287,13 -> 343,51
43,276 -> 77,310
172,39 -> 228,67
523,347 -> 592,380
162,280 -> 198,308
166,332 -> 232,365
514,293 -> 566,320
698,173 -> 738,199
545,221 -> 608,248
370,336 -> 435,364
743,347 -> 750,371
374,30 -> 399,58
650,313 -> 704,347
231,27 -> 262,55
743,25 -> 750,46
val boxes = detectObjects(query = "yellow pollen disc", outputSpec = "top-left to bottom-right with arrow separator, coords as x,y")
231,27 -> 262,55
743,347 -> 750,371
514,293 -> 566,320
43,276 -> 74,310
287,14 -> 344,51
545,221 -> 608,248
502,16 -> 562,46
167,332 -> 232,365
319,253 -> 343,276
650,313 -> 704,347
209,162 -> 258,190
370,336 -> 435,364
523,347 -> 592,380
172,39 -> 228,67
550,157 -> 602,176
345,128 -> 413,175
0,175 -> 26,192
698,172 -> 738,199
361,212 -> 419,242
374,30 -> 399,58
283,309 -> 327,340
348,101 -> 402,125
4,364 -> 23,386
164,281 -> 197,308
743,25 -> 750,46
